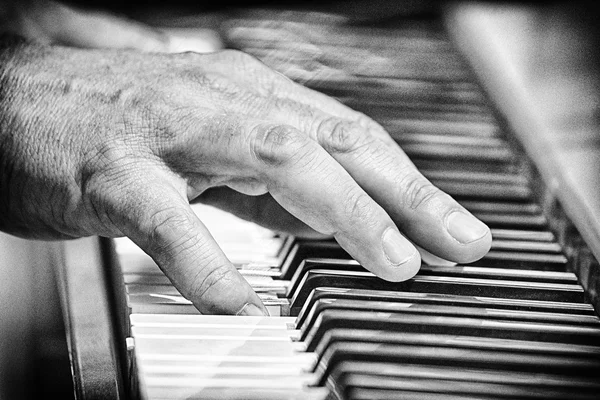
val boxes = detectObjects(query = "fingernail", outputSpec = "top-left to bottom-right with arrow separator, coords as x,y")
236,303 -> 269,317
382,228 -> 417,266
446,211 -> 489,244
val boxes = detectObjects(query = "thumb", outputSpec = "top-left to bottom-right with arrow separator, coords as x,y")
102,169 -> 267,316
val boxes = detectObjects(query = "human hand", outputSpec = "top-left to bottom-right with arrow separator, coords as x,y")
0,0 -> 222,53
0,37 -> 491,315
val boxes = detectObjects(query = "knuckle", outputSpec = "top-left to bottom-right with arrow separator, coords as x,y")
398,173 -> 443,211
251,124 -> 308,166
317,118 -> 366,154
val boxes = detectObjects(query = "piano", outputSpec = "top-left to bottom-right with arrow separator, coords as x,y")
1,1 -> 599,399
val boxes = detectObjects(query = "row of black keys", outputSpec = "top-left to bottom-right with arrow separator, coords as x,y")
279,257 -> 600,399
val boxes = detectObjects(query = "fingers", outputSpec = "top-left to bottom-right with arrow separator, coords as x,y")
309,118 -> 492,263
245,87 -> 491,263
240,122 -> 421,281
93,165 -> 267,316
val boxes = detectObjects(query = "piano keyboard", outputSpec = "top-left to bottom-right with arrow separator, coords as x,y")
112,7 -> 600,400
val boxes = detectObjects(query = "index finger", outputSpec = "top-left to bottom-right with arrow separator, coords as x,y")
87,162 -> 268,316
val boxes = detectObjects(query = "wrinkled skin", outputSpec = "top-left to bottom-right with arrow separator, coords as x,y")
0,1 -> 491,315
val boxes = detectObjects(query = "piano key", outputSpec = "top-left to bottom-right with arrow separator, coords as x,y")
337,373 -> 599,400
489,240 -> 562,253
296,299 -> 600,337
343,99 -> 493,116
379,117 -> 501,137
296,287 -> 596,328
287,259 -> 579,299
280,240 -> 350,279
413,158 -> 524,175
422,170 -> 529,186
433,181 -> 532,200
289,269 -> 586,313
459,201 -> 541,214
473,213 -> 548,229
328,361 -> 600,394
305,311 -> 600,361
347,388 -> 505,400
490,228 -> 555,242
398,143 -> 517,164
394,135 -> 510,152
143,381 -> 328,400
280,234 -> 562,279
314,341 -> 600,387
470,251 -> 568,269
294,287 -> 597,328
305,78 -> 486,104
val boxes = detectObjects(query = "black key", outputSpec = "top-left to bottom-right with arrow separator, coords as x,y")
379,117 -> 500,137
281,234 -> 561,280
328,361 -> 600,398
346,100 -> 492,118
422,171 -> 528,187
297,299 -> 600,337
469,251 -> 568,270
287,259 -> 577,300
490,228 -> 555,242
304,310 -> 600,352
473,213 -> 548,229
311,329 -> 600,363
490,240 -> 562,253
413,158 -> 523,175
279,240 -> 349,279
337,372 -> 599,400
461,202 -> 541,215
431,181 -> 532,201
305,311 -> 600,368
295,287 -> 597,329
347,388 -> 503,400
289,269 -> 586,313
315,340 -> 600,385
310,78 -> 485,104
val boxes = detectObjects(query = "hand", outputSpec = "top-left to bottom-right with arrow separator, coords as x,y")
0,0 -> 222,53
0,35 -> 491,316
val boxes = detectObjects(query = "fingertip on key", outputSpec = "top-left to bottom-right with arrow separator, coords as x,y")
446,210 -> 489,244
236,302 -> 270,317
445,210 -> 492,262
381,227 -> 421,281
